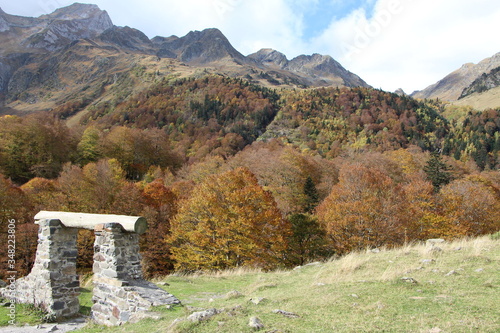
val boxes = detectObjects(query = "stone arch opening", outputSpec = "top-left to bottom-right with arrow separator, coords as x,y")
0,211 -> 180,326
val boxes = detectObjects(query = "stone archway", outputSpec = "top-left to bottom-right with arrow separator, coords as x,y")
0,211 -> 180,326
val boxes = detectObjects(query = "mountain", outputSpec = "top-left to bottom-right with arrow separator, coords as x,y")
0,3 -> 369,117
248,48 -> 288,68
450,66 -> 500,110
459,66 -> 500,99
412,52 -> 500,101
0,3 -> 113,52
248,49 -> 370,88
153,28 -> 248,65
394,88 -> 406,96
99,26 -> 154,53
0,3 -> 114,102
287,53 -> 368,87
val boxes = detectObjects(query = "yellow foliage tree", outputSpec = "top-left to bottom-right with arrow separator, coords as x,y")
168,167 -> 290,271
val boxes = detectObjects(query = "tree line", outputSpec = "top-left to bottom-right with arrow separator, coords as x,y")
0,77 -> 499,278
1,139 -> 499,278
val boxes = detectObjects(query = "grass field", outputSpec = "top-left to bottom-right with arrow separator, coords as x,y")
452,86 -> 500,110
77,236 -> 499,333
2,235 -> 499,332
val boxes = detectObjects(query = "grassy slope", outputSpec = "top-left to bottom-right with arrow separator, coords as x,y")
452,86 -> 500,110
73,236 -> 499,333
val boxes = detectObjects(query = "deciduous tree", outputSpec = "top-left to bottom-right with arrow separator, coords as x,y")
168,167 -> 290,271
438,177 -> 500,237
316,164 -> 407,254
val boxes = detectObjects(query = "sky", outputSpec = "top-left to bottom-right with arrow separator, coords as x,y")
1,0 -> 499,93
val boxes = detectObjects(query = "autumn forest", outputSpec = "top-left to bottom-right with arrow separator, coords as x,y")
1,75 -> 499,278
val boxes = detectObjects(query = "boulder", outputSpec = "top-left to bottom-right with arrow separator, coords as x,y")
188,308 -> 220,322
249,316 -> 264,330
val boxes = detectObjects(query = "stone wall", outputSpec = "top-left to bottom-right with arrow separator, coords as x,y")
91,223 -> 179,326
0,219 -> 80,318
0,217 -> 180,326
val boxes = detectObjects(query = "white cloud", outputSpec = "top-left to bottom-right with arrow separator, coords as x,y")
309,0 -> 500,92
98,0 -> 306,57
220,0 -> 305,56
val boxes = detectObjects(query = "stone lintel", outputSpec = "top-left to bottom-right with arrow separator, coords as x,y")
35,211 -> 148,234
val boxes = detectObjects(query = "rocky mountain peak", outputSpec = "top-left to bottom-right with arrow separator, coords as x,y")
394,88 -> 406,96
248,48 -> 288,68
285,53 -> 369,88
289,54 -> 339,70
184,28 -> 225,41
45,3 -> 113,33
99,26 -> 153,52
20,3 -> 113,51
40,3 -> 102,20
155,27 -> 248,64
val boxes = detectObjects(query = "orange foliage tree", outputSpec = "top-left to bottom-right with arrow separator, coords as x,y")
0,174 -> 37,278
139,179 -> 179,277
229,141 -> 338,215
438,177 -> 500,237
168,167 -> 291,271
316,164 -> 409,254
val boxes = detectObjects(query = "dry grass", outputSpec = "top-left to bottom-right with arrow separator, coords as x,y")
452,86 -> 500,110
72,235 -> 499,333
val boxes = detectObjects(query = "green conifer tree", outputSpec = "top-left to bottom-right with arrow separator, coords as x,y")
303,176 -> 319,213
424,152 -> 452,192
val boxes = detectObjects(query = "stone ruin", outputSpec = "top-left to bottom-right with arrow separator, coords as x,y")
0,211 -> 180,326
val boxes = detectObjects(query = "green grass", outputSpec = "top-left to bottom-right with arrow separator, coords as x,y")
73,236 -> 500,333
2,236 -> 499,332
0,285 -> 93,327
0,302 -> 49,326
79,287 -> 93,316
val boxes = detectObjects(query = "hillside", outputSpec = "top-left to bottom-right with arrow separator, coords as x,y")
412,52 -> 500,101
452,86 -> 500,110
146,237 -> 500,333
2,78 -> 500,186
459,66 -> 500,99
6,235 -> 492,332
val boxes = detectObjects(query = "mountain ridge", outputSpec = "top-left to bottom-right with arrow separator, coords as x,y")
459,66 -> 500,99
0,3 -> 371,116
412,52 -> 500,101
248,48 -> 369,88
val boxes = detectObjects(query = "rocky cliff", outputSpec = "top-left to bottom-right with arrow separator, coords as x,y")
154,28 -> 249,65
249,49 -> 370,88
0,3 -> 113,53
459,66 -> 500,99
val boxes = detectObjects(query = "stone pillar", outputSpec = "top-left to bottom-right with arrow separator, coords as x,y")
0,219 -> 80,318
92,223 -> 180,326
93,223 -> 143,281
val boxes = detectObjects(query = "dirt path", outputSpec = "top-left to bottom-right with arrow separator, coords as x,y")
0,317 -> 87,333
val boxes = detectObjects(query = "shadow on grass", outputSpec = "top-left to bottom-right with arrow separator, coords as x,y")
79,287 -> 93,316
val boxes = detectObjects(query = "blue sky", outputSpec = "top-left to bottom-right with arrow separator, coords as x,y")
1,0 -> 499,93
296,0 -> 376,40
